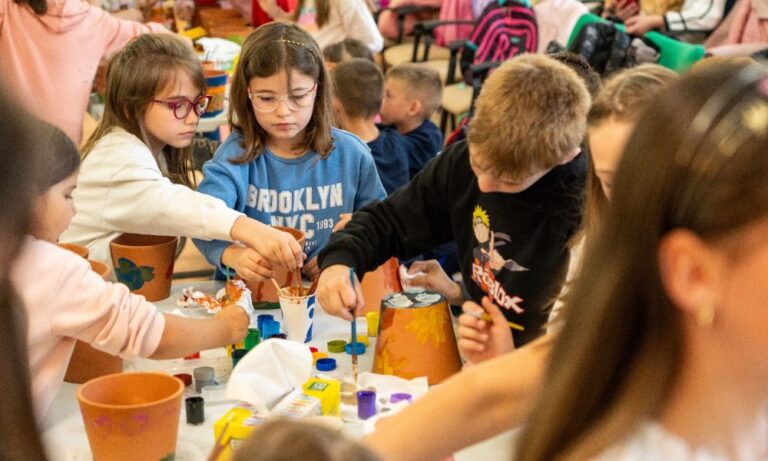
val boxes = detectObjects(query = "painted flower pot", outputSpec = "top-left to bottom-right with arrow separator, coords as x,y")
244,226 -> 305,307
77,372 -> 183,461
203,69 -> 228,118
372,290 -> 462,385
109,234 -> 178,302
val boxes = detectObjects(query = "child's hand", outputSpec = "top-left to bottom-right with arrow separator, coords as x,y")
403,260 -> 463,305
222,245 -> 273,281
457,297 -> 514,365
332,213 -> 352,232
625,14 -> 664,35
303,256 -> 320,279
231,217 -> 304,271
214,303 -> 250,344
316,264 -> 364,321
613,0 -> 639,20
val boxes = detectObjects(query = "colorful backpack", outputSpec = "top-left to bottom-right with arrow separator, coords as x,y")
458,0 -> 538,85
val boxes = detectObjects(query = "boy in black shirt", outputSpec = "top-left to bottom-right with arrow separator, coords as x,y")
316,55 -> 591,347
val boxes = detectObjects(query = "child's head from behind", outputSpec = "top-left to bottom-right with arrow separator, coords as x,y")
323,38 -> 374,70
467,54 -> 591,193
380,63 -> 442,129
82,33 -> 203,187
230,22 -> 333,161
31,122 -> 81,243
231,419 -> 380,461
588,64 -> 677,196
331,59 -> 384,124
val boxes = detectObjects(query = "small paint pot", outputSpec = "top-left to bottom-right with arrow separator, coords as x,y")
244,329 -> 260,350
312,352 -> 328,364
345,342 -> 366,355
232,349 -> 247,367
327,340 -> 347,353
193,366 -> 215,393
357,390 -> 377,420
316,358 -> 337,372
366,311 -> 380,337
261,319 -> 280,340
185,396 -> 205,425
257,314 -> 274,333
174,373 -> 193,388
309,346 -> 318,353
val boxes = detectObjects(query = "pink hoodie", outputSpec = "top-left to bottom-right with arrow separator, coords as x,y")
0,0 -> 166,144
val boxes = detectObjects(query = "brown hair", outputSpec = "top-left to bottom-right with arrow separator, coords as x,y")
331,58 -> 384,118
33,122 -> 81,193
550,51 -> 602,99
515,62 -> 768,461
231,419 -> 380,461
323,38 -> 374,64
386,63 -> 443,118
229,22 -> 334,163
0,86 -> 49,460
292,0 -> 331,27
81,33 -> 202,188
468,54 -> 591,180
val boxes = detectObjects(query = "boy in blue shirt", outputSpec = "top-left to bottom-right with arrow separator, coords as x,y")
380,63 -> 444,178
331,59 -> 410,195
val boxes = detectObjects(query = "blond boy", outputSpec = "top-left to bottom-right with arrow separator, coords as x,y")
380,63 -> 444,178
316,54 -> 591,347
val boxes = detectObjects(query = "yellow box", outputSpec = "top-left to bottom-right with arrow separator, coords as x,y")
213,403 -> 267,461
302,377 -> 341,417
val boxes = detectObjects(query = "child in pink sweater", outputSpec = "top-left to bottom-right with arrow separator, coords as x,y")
12,122 -> 250,420
0,0 -> 168,143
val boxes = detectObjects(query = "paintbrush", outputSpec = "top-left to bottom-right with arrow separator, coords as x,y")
349,267 -> 359,384
270,278 -> 282,294
465,310 -> 525,331
208,420 -> 230,461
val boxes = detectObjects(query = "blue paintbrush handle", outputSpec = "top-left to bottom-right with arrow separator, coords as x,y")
349,267 -> 357,343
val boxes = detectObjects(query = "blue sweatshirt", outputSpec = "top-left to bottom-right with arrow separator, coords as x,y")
194,128 -> 386,274
367,126 -> 410,195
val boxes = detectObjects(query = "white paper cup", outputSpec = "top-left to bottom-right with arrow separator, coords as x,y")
278,289 -> 315,342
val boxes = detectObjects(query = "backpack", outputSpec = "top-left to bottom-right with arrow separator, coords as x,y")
568,22 -> 659,76
459,0 -> 538,85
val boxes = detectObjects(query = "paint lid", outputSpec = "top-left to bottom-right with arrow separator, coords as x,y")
312,352 -> 328,364
174,373 -> 193,387
309,346 -> 318,353
327,340 -> 347,353
316,358 -> 337,371
345,342 -> 366,355
193,366 -> 215,381
390,393 -> 413,404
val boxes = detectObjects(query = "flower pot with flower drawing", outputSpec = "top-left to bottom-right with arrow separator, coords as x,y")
372,290 -> 462,385
109,234 -> 178,302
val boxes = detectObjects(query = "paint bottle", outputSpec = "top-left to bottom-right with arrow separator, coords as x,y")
185,396 -> 205,425
232,349 -> 247,368
193,366 -> 216,393
257,314 -> 274,333
244,328 -> 260,350
357,390 -> 377,420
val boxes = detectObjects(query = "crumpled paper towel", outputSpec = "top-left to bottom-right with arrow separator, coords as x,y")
226,339 -> 312,414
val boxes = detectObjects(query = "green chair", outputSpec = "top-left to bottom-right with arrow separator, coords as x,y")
566,13 -> 705,73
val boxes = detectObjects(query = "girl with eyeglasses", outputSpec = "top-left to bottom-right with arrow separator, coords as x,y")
193,23 -> 385,283
61,33 -> 304,276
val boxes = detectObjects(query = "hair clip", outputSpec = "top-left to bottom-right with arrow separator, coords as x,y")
276,39 -> 312,50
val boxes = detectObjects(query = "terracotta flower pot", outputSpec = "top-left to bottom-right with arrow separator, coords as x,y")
360,257 -> 402,315
64,261 -> 123,384
372,290 -> 462,385
58,242 -> 89,259
77,372 -> 183,461
244,226 -> 305,307
203,69 -> 228,118
109,234 -> 178,302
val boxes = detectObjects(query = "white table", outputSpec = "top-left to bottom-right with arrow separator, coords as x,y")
41,281 -> 513,460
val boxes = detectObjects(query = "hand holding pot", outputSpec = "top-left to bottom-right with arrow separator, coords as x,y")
230,216 -> 304,272
403,260 -> 464,305
222,244 -> 273,281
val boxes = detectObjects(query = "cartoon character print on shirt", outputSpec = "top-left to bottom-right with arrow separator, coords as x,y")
470,205 -> 527,314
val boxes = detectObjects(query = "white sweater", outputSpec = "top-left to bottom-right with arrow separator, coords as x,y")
61,128 -> 242,265
665,0 -> 727,33
297,0 -> 383,52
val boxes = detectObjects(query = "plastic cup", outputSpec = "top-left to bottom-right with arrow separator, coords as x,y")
278,288 -> 315,343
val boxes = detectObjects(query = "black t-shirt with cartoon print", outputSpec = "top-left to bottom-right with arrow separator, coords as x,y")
318,140 -> 587,346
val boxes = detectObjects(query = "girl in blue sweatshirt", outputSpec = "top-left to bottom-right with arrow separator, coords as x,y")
194,23 -> 385,281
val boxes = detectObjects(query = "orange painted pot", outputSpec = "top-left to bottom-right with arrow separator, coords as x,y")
360,257 -> 402,315
244,226 -> 305,307
65,261 -> 123,384
203,69 -> 228,118
372,290 -> 462,385
77,372 -> 183,461
58,242 -> 89,259
109,234 -> 178,302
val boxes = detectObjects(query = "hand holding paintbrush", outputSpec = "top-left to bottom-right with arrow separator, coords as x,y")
456,296 -> 517,364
